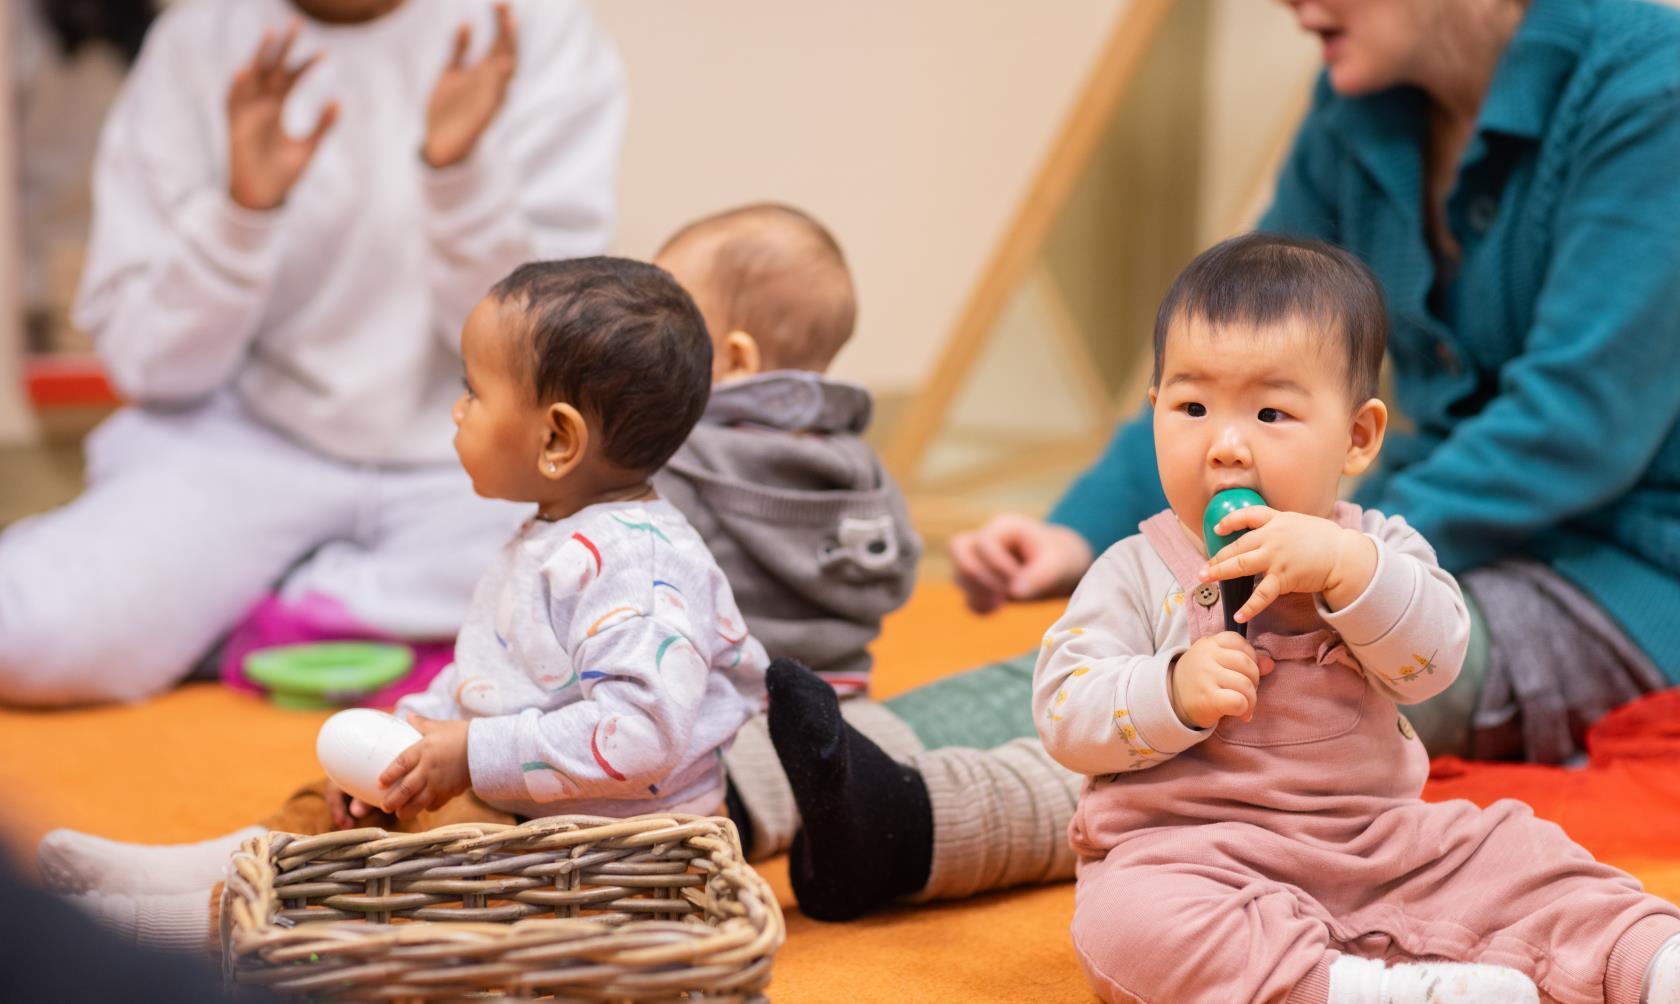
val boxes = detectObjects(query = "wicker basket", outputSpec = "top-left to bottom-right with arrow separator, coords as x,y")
221,814 -> 784,1003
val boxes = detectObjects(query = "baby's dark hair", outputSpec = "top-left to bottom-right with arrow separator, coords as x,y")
657,203 -> 856,372
1152,233 -> 1387,402
491,257 -> 712,473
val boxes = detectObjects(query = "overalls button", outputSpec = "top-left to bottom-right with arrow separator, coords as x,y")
1193,583 -> 1219,607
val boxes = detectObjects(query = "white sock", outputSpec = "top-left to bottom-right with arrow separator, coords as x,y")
67,888 -> 214,953
1645,934 -> 1680,1004
1328,955 -> 1538,1004
37,826 -> 263,895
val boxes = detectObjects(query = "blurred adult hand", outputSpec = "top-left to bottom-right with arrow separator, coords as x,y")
949,513 -> 1093,614
422,2 -> 518,169
226,23 -> 337,211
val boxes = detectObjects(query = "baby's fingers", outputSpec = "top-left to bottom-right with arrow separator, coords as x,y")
381,769 -> 425,816
1234,574 -> 1284,624
1215,647 -> 1261,686
379,742 -> 423,788
1207,685 -> 1252,723
1212,505 -> 1276,537
1203,540 -> 1267,583
394,784 -> 436,820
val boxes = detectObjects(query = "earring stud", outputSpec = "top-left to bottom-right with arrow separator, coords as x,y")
547,463 -> 557,473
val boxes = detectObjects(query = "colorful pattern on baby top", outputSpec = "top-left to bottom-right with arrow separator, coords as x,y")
1393,651 -> 1439,682
1043,627 -> 1085,648
590,718 -> 627,781
1045,665 -> 1091,722
1111,709 -> 1157,768
609,511 -> 672,544
407,499 -> 764,816
588,605 -> 641,637
520,760 -> 577,801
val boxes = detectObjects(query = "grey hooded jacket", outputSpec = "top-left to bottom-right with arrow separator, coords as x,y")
653,372 -> 921,689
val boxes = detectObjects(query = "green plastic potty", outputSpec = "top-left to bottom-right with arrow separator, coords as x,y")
244,642 -> 413,710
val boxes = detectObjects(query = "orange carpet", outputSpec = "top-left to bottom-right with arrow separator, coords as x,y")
1,582 -> 1676,1002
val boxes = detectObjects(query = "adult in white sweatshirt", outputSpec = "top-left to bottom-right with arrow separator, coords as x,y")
0,0 -> 626,705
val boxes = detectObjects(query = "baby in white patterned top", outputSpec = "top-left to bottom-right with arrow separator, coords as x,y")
37,256 -> 768,949
377,255 -> 767,821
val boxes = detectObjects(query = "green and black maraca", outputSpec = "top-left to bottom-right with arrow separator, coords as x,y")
1203,488 -> 1265,636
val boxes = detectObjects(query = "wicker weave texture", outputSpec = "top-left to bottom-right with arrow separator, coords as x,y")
222,814 -> 784,1002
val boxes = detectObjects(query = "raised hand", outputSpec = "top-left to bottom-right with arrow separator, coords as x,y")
422,2 -> 519,169
226,23 -> 338,211
1200,507 -> 1378,623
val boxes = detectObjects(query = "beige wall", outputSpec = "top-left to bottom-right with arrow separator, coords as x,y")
594,1 -> 1128,395
1199,0 -> 1319,242
0,0 -> 38,443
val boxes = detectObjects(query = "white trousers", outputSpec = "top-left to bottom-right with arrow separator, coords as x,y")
0,399 -> 523,706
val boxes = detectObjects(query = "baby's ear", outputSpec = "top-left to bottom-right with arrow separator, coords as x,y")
539,402 -> 588,480
717,330 -> 762,383
1343,397 -> 1388,476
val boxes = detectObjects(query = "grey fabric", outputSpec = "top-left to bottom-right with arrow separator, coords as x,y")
1462,560 -> 1665,764
653,372 -> 921,683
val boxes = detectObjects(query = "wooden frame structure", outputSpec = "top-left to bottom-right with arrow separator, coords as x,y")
884,0 -> 1319,512
882,0 -> 1176,483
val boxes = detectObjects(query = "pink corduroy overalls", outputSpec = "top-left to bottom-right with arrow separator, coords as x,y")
1066,509 -> 1679,1004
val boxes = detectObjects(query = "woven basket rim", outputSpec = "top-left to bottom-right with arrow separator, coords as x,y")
222,812 -> 785,1002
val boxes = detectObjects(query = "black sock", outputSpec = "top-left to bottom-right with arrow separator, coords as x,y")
723,776 -> 755,858
765,658 -> 933,921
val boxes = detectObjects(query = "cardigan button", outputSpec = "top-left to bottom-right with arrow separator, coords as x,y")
1193,583 -> 1219,608
1468,195 -> 1499,233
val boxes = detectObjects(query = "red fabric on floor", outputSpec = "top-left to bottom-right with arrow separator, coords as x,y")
1424,689 -> 1680,869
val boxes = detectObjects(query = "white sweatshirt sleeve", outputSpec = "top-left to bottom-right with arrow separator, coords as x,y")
423,0 -> 627,345
1034,542 -> 1208,777
1317,512 -> 1470,705
71,13 -> 284,405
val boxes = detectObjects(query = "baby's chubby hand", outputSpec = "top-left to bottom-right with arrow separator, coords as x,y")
378,716 -> 472,819
1199,507 -> 1377,622
1169,632 -> 1273,729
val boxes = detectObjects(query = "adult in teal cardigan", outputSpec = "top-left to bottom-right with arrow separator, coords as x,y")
770,0 -> 1680,921
971,0 -> 1680,764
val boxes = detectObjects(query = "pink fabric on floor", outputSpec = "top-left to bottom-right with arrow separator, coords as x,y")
219,592 -> 454,708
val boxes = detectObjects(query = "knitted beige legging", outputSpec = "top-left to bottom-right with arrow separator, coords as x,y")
723,698 -> 1081,900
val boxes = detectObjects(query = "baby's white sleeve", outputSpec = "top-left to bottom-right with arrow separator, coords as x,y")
1034,546 -> 1206,776
1318,513 -> 1470,705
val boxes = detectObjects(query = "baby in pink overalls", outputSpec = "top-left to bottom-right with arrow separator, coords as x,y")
1034,234 -> 1680,1004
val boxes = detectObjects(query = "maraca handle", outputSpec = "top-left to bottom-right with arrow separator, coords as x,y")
1220,578 -> 1253,637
